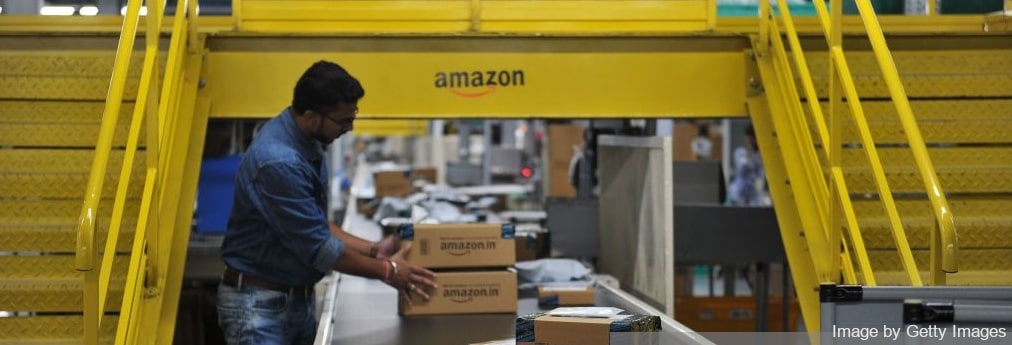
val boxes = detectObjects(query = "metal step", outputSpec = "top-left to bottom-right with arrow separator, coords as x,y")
0,315 -> 117,345
0,101 -> 142,147
798,49 -> 1012,98
874,270 -> 1012,286
0,199 -> 141,220
0,255 -> 127,312
0,172 -> 145,199
857,216 -> 1012,249
0,149 -> 146,174
811,119 -> 1012,144
868,248 -> 1012,274
0,224 -> 136,252
843,167 -> 1012,194
840,147 -> 1012,169
0,54 -> 145,101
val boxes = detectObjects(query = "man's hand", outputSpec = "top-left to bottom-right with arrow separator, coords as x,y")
386,243 -> 437,305
374,234 -> 398,260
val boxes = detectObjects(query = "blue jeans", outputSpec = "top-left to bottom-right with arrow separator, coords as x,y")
217,282 -> 317,345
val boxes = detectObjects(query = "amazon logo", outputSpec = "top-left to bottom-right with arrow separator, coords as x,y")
434,69 -> 525,98
443,286 -> 501,303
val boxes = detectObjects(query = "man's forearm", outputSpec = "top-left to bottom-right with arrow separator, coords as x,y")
329,223 -> 377,257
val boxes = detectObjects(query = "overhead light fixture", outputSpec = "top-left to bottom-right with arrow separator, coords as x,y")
79,6 -> 99,16
120,6 -> 148,16
41,6 -> 76,16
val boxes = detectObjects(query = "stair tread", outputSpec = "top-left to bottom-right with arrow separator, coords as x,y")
0,256 -> 128,311
0,226 -> 135,252
0,315 -> 117,344
873,270 -> 1012,286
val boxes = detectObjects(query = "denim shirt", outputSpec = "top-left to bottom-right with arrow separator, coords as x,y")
220,108 -> 345,287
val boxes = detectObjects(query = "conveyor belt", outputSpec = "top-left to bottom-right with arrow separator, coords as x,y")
319,162 -> 710,344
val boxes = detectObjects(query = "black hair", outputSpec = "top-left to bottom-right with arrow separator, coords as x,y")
744,124 -> 755,137
291,60 -> 365,115
697,124 -> 710,137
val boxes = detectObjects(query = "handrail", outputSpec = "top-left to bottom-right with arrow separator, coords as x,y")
810,0 -> 923,286
851,0 -> 957,283
77,1 -> 143,343
767,0 -> 877,286
75,0 -> 143,274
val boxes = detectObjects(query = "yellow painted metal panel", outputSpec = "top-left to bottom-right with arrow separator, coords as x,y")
479,21 -> 709,32
0,123 -> 145,147
827,121 -> 1011,144
0,15 -> 232,33
242,1 -> 471,21
842,147 -> 1012,169
717,15 -> 999,34
844,168 -> 1012,194
860,217 -> 1012,249
0,256 -> 127,312
813,99 -> 1012,122
870,249 -> 1012,272
481,1 -> 707,21
0,171 -> 144,199
0,199 -> 140,220
0,316 -> 117,344
240,21 -> 472,33
0,225 -> 136,252
0,149 -> 145,174
0,101 -> 132,123
875,270 -> 1012,286
207,48 -> 746,118
354,119 -> 429,137
747,96 -> 824,334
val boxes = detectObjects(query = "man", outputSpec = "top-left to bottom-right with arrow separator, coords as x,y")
729,124 -> 768,206
218,61 -> 437,345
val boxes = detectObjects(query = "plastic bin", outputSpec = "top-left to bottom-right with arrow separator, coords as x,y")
196,155 -> 243,234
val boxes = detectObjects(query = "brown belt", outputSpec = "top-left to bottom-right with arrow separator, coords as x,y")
222,268 -> 313,295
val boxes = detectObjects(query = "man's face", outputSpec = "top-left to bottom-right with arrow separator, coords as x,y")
314,103 -> 357,145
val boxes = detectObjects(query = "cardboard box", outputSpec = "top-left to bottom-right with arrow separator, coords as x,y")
547,124 -> 585,198
674,296 -> 801,332
515,230 -> 548,262
516,313 -> 661,345
374,170 -> 412,198
400,223 -> 516,269
537,285 -> 595,308
411,167 -> 438,184
470,339 -> 513,345
400,270 -> 518,316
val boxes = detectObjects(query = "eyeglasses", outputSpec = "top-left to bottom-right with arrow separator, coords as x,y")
321,107 -> 357,127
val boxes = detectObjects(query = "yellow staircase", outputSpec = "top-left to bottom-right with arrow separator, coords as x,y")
0,1 -> 210,343
0,39 -> 142,344
749,0 -> 1012,334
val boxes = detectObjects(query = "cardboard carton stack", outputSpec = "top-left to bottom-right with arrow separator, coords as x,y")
398,223 -> 518,315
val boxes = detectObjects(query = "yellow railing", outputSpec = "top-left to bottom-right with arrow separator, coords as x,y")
758,0 -> 958,286
75,0 -> 199,343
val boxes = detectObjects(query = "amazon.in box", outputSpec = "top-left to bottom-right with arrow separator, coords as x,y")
399,223 -> 516,269
516,313 -> 661,345
400,270 -> 518,315
537,285 -> 595,308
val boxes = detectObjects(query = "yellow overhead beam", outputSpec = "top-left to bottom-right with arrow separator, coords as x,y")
205,36 -> 749,119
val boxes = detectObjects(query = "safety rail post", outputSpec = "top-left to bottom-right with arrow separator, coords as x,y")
775,0 -> 876,285
810,0 -> 924,286
76,0 -> 144,343
827,0 -> 844,284
851,0 -> 957,285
